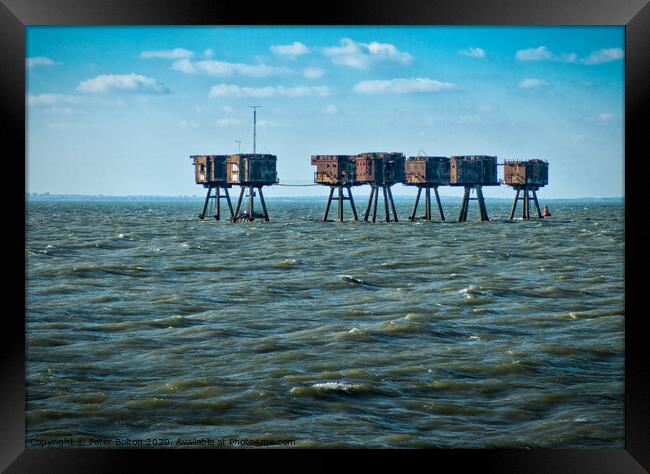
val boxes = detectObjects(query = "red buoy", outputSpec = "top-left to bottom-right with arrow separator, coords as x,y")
543,206 -> 551,217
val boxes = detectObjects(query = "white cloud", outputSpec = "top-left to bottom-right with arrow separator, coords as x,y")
171,59 -> 196,74
26,56 -> 60,67
76,74 -> 171,94
515,46 -> 577,63
571,134 -> 586,143
43,107 -> 75,115
516,45 -> 622,64
581,48 -> 624,65
204,49 -> 214,59
222,105 -> 233,113
518,78 -> 548,89
322,38 -> 413,69
27,93 -> 79,106
172,59 -> 290,78
304,67 -> 325,79
140,48 -> 194,59
597,112 -> 614,123
456,114 -> 484,125
257,119 -> 278,128
323,104 -> 338,114
208,84 -> 329,98
46,122 -> 87,130
459,47 -> 485,58
515,46 -> 553,61
215,118 -> 241,127
270,42 -> 310,56
352,77 -> 456,94
180,120 -> 200,129
475,105 -> 493,112
560,53 -> 578,63
577,112 -> 616,125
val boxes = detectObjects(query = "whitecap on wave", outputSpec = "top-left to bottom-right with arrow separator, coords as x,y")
290,381 -> 367,396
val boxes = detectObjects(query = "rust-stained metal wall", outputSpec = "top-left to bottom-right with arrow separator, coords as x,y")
226,154 -> 278,185
311,155 -> 357,185
192,155 -> 209,184
355,152 -> 405,184
450,155 -> 498,185
191,155 -> 228,185
503,159 -> 548,187
404,156 -> 450,185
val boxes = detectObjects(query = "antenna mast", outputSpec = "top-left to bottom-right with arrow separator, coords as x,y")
249,105 -> 261,154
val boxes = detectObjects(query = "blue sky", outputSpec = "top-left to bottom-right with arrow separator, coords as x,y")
26,26 -> 624,198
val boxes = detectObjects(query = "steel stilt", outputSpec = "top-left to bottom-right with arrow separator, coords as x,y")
424,186 -> 431,221
258,187 -> 269,221
382,186 -> 390,222
323,186 -> 335,222
348,187 -> 358,220
532,189 -> 542,218
388,186 -> 398,222
434,186 -> 445,221
199,185 -> 212,220
214,186 -> 221,220
364,186 -> 374,221
224,187 -> 234,219
410,187 -> 422,221
235,186 -> 245,217
509,189 -> 520,220
459,187 -> 469,222
372,184 -> 379,223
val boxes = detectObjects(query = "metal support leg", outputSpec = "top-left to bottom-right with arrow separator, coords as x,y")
348,187 -> 358,220
410,186 -> 422,221
224,187 -> 234,219
200,185 -> 212,220
337,186 -> 343,222
235,186 -> 245,218
434,186 -> 445,222
372,185 -> 379,223
459,187 -> 469,222
424,186 -> 431,221
526,188 -> 530,220
522,189 -> 528,219
214,186 -> 220,220
258,187 -> 269,221
509,189 -> 520,220
382,186 -> 390,222
532,189 -> 542,218
468,187 -> 474,221
323,186 -> 334,222
476,186 -> 488,221
388,186 -> 398,222
458,187 -> 466,222
364,186 -> 374,221
248,185 -> 255,218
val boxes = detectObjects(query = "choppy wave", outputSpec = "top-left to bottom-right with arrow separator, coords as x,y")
26,199 -> 624,448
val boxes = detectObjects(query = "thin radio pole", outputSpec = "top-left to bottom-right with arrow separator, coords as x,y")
249,105 -> 261,154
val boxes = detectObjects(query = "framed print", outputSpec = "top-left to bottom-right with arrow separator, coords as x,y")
2,0 -> 649,471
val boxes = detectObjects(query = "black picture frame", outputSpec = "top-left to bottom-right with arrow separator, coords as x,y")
2,0 -> 648,471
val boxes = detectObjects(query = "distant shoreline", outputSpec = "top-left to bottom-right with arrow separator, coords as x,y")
25,194 -> 624,202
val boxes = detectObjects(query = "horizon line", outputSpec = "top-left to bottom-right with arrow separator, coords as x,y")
25,192 -> 625,200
